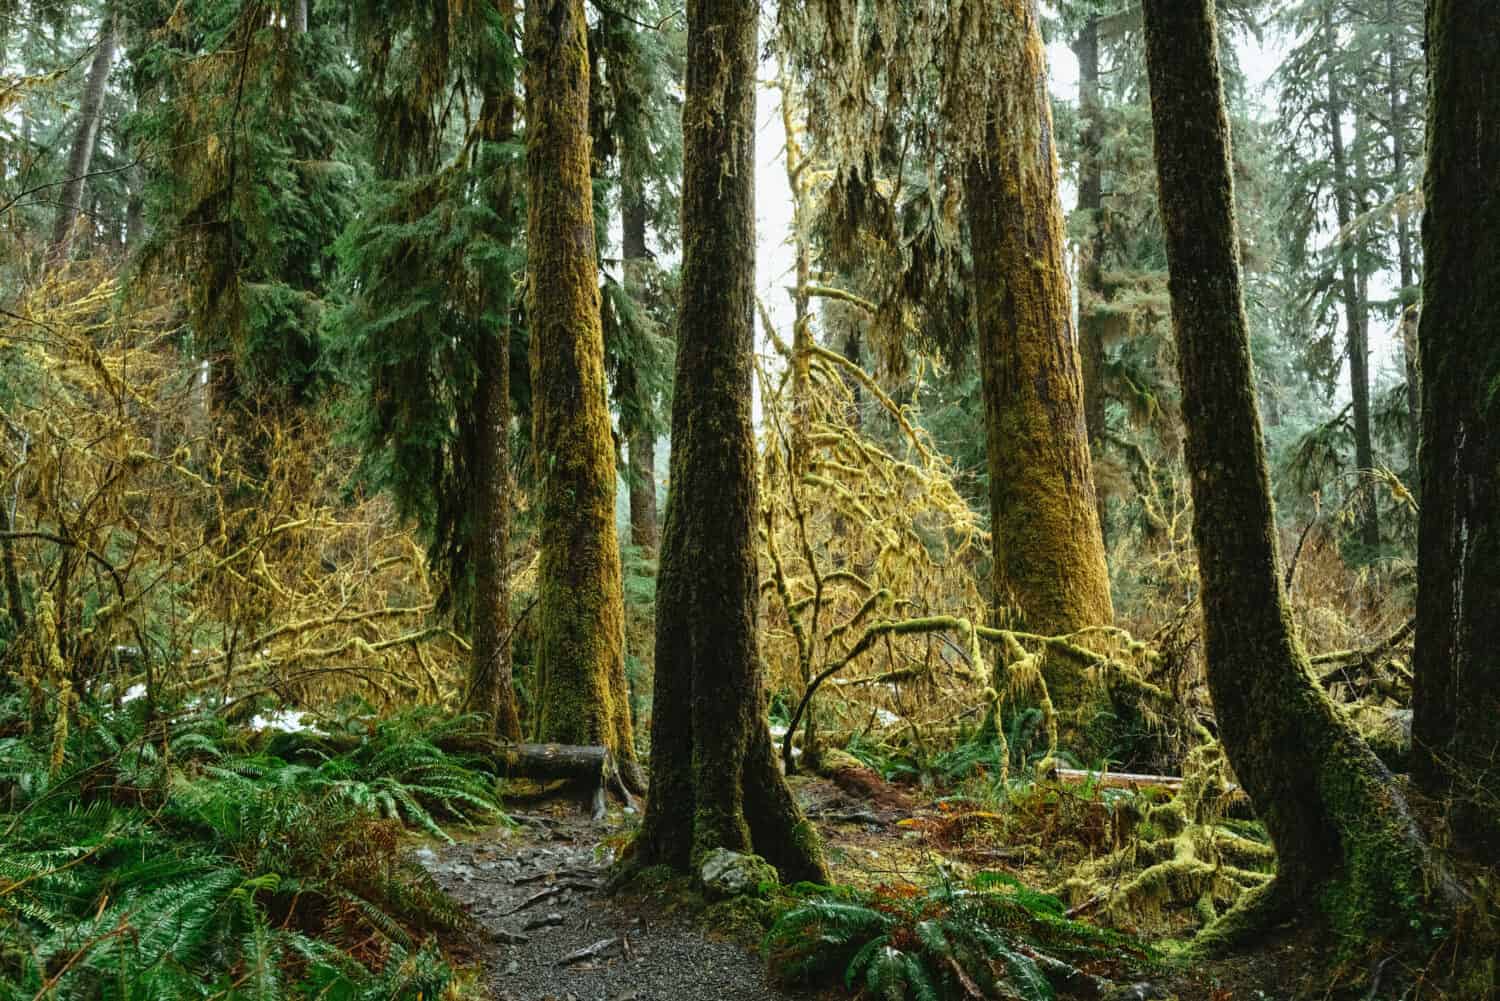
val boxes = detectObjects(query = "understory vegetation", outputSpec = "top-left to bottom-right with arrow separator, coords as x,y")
0,695 -> 501,999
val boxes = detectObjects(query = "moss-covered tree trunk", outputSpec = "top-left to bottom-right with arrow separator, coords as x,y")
1412,0 -> 1500,856
967,0 -> 1112,643
524,0 -> 639,784
1142,0 -> 1437,946
465,3 -> 522,742
632,0 -> 826,884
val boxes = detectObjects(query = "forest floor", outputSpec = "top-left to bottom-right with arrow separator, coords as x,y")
421,773 -> 1335,1001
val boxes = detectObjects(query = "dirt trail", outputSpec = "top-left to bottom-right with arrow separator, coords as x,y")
420,809 -> 805,1001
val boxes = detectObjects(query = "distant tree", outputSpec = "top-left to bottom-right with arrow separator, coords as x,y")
524,0 -> 640,781
633,0 -> 827,882
50,7 -> 116,261
1141,0 -> 1438,945
1411,0 -> 1500,857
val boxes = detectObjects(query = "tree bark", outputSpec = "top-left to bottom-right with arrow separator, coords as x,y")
1073,14 -> 1111,545
1411,0 -> 1500,857
293,0 -> 309,34
50,10 -> 118,262
632,0 -> 826,883
621,162 -> 659,554
1142,0 -> 1437,947
1388,0 -> 1421,485
968,1 -> 1112,642
465,3 -> 523,742
1324,8 -> 1380,551
524,0 -> 639,784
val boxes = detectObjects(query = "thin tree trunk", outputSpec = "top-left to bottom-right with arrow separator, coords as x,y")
621,162 -> 659,554
293,0 -> 309,33
465,4 -> 522,742
50,11 -> 118,262
969,2 -> 1112,640
1142,0 -> 1438,947
633,0 -> 826,884
1388,0 -> 1421,484
524,0 -> 639,786
1324,9 -> 1380,550
1412,0 -> 1500,857
1073,14 -> 1111,545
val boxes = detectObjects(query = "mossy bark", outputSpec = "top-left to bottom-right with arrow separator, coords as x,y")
465,8 -> 522,742
966,0 -> 1113,748
633,0 -> 827,884
1142,0 -> 1436,947
1411,0 -> 1500,856
524,0 -> 638,780
967,0 -> 1112,642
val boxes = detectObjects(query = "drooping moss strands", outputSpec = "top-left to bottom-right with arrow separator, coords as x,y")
1141,0 -> 1442,947
524,0 -> 639,783
1412,0 -> 1500,856
633,0 -> 826,883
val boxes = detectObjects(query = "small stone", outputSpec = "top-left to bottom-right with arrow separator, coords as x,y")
524,911 -> 565,931
504,960 -> 520,975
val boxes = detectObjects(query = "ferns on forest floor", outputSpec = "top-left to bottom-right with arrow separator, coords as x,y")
765,870 -> 1154,1000
0,692 -> 498,1000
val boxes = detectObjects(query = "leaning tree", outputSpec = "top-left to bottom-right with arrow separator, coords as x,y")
1141,0 -> 1440,947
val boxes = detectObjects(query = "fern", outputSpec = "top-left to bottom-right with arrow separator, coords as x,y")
0,693 -> 484,1000
766,872 -> 1153,1001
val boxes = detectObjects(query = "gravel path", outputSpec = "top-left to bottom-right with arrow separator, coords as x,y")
419,813 -> 805,1001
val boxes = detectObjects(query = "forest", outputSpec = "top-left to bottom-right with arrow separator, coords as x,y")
0,0 -> 1496,998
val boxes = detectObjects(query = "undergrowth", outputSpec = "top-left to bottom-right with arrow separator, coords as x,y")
765,871 -> 1154,1000
0,690 -> 500,1000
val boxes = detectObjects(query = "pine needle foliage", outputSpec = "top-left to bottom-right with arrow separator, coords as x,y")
0,690 -> 497,999
765,873 -> 1151,1001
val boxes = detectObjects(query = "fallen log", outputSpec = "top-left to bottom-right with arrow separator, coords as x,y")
260,729 -> 625,817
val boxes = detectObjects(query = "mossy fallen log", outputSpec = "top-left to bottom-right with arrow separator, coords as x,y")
260,729 -> 625,817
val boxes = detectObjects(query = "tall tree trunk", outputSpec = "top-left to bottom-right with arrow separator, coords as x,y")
1412,0 -> 1500,857
621,162 -> 659,554
464,1 -> 522,742
1324,9 -> 1380,551
1142,0 -> 1437,947
1073,14 -> 1111,545
633,0 -> 826,884
50,11 -> 117,262
968,1 -> 1111,640
293,0 -> 309,33
1388,0 -> 1421,485
524,0 -> 639,785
